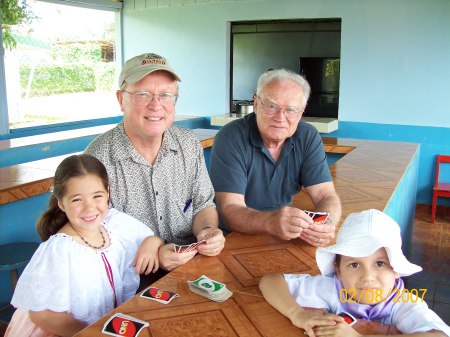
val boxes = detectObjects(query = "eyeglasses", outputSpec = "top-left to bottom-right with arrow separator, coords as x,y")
121,90 -> 178,106
257,96 -> 302,119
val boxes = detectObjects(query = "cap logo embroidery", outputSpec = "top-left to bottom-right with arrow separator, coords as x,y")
142,58 -> 166,65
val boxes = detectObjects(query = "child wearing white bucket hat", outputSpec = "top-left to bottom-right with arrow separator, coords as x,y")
260,209 -> 450,337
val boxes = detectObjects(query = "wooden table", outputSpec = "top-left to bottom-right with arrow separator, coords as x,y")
75,232 -> 401,336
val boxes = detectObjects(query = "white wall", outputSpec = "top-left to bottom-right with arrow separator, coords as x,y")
122,0 -> 450,127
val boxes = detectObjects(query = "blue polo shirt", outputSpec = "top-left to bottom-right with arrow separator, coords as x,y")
210,113 -> 331,212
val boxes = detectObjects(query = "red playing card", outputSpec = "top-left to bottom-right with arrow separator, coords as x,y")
312,214 -> 328,223
102,313 -> 149,337
174,233 -> 214,253
140,287 -> 179,304
338,311 -> 357,326
304,210 -> 329,224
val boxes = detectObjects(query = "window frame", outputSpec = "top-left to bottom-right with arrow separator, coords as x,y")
0,0 -> 123,138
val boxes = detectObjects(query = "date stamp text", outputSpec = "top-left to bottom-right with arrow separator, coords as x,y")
339,288 -> 427,304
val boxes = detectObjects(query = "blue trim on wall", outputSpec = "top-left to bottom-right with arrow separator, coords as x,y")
0,117 -> 212,168
0,116 -> 124,140
1,136 -> 96,168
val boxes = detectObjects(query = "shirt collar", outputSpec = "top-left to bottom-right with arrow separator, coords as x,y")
158,126 -> 181,159
248,114 -> 264,148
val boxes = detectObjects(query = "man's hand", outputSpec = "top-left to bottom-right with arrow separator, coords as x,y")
196,227 -> 225,256
300,218 -> 336,247
265,207 -> 313,240
158,243 -> 197,271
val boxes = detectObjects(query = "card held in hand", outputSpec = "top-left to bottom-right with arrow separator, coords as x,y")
140,286 -> 179,304
304,210 -> 329,224
173,233 -> 214,253
338,311 -> 357,326
102,313 -> 149,337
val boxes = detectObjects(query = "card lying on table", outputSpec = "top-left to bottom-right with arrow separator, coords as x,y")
140,286 -> 179,304
188,275 -> 233,302
304,210 -> 329,224
102,313 -> 148,337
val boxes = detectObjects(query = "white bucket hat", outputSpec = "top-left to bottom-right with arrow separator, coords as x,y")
316,209 -> 422,277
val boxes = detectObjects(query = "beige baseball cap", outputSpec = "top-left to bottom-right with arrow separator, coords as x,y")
118,53 -> 181,87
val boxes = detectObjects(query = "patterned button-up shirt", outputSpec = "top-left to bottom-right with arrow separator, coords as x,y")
85,121 -> 216,245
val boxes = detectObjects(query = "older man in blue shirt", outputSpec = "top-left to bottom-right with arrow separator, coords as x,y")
210,68 -> 341,246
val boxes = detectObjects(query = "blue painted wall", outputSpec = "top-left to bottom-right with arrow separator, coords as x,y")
384,148 -> 420,256
0,117 -> 212,167
0,194 -> 49,306
0,116 -> 122,140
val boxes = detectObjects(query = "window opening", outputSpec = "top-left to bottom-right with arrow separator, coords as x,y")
4,0 -> 121,130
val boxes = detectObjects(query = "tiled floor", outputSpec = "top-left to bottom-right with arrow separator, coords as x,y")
406,204 -> 450,326
0,204 -> 448,336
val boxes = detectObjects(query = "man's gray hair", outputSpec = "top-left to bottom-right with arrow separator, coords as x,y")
255,68 -> 311,107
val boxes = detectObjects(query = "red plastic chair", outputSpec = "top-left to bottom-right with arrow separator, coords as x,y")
431,154 -> 450,223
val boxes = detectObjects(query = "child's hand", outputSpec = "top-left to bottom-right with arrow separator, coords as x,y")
314,321 -> 361,337
289,309 -> 343,337
133,236 -> 164,274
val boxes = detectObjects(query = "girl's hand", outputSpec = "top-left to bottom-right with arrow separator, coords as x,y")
313,321 -> 361,337
289,309 -> 343,337
133,236 -> 164,274
196,227 -> 225,256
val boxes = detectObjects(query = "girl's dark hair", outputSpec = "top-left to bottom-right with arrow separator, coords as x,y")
335,254 -> 342,269
37,154 -> 109,241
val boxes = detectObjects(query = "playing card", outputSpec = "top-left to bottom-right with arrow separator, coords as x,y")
188,275 -> 233,302
140,287 -> 179,304
338,311 -> 357,326
102,313 -> 149,337
174,243 -> 194,253
189,275 -> 225,293
304,210 -> 329,224
191,232 -> 214,249
174,233 -> 214,253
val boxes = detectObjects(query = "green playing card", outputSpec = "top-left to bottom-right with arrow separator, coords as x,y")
191,275 -> 225,293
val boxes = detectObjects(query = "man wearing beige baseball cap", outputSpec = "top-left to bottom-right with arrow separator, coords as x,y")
85,53 -> 225,288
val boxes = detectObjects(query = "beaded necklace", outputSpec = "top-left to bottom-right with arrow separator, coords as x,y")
68,222 -> 106,249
